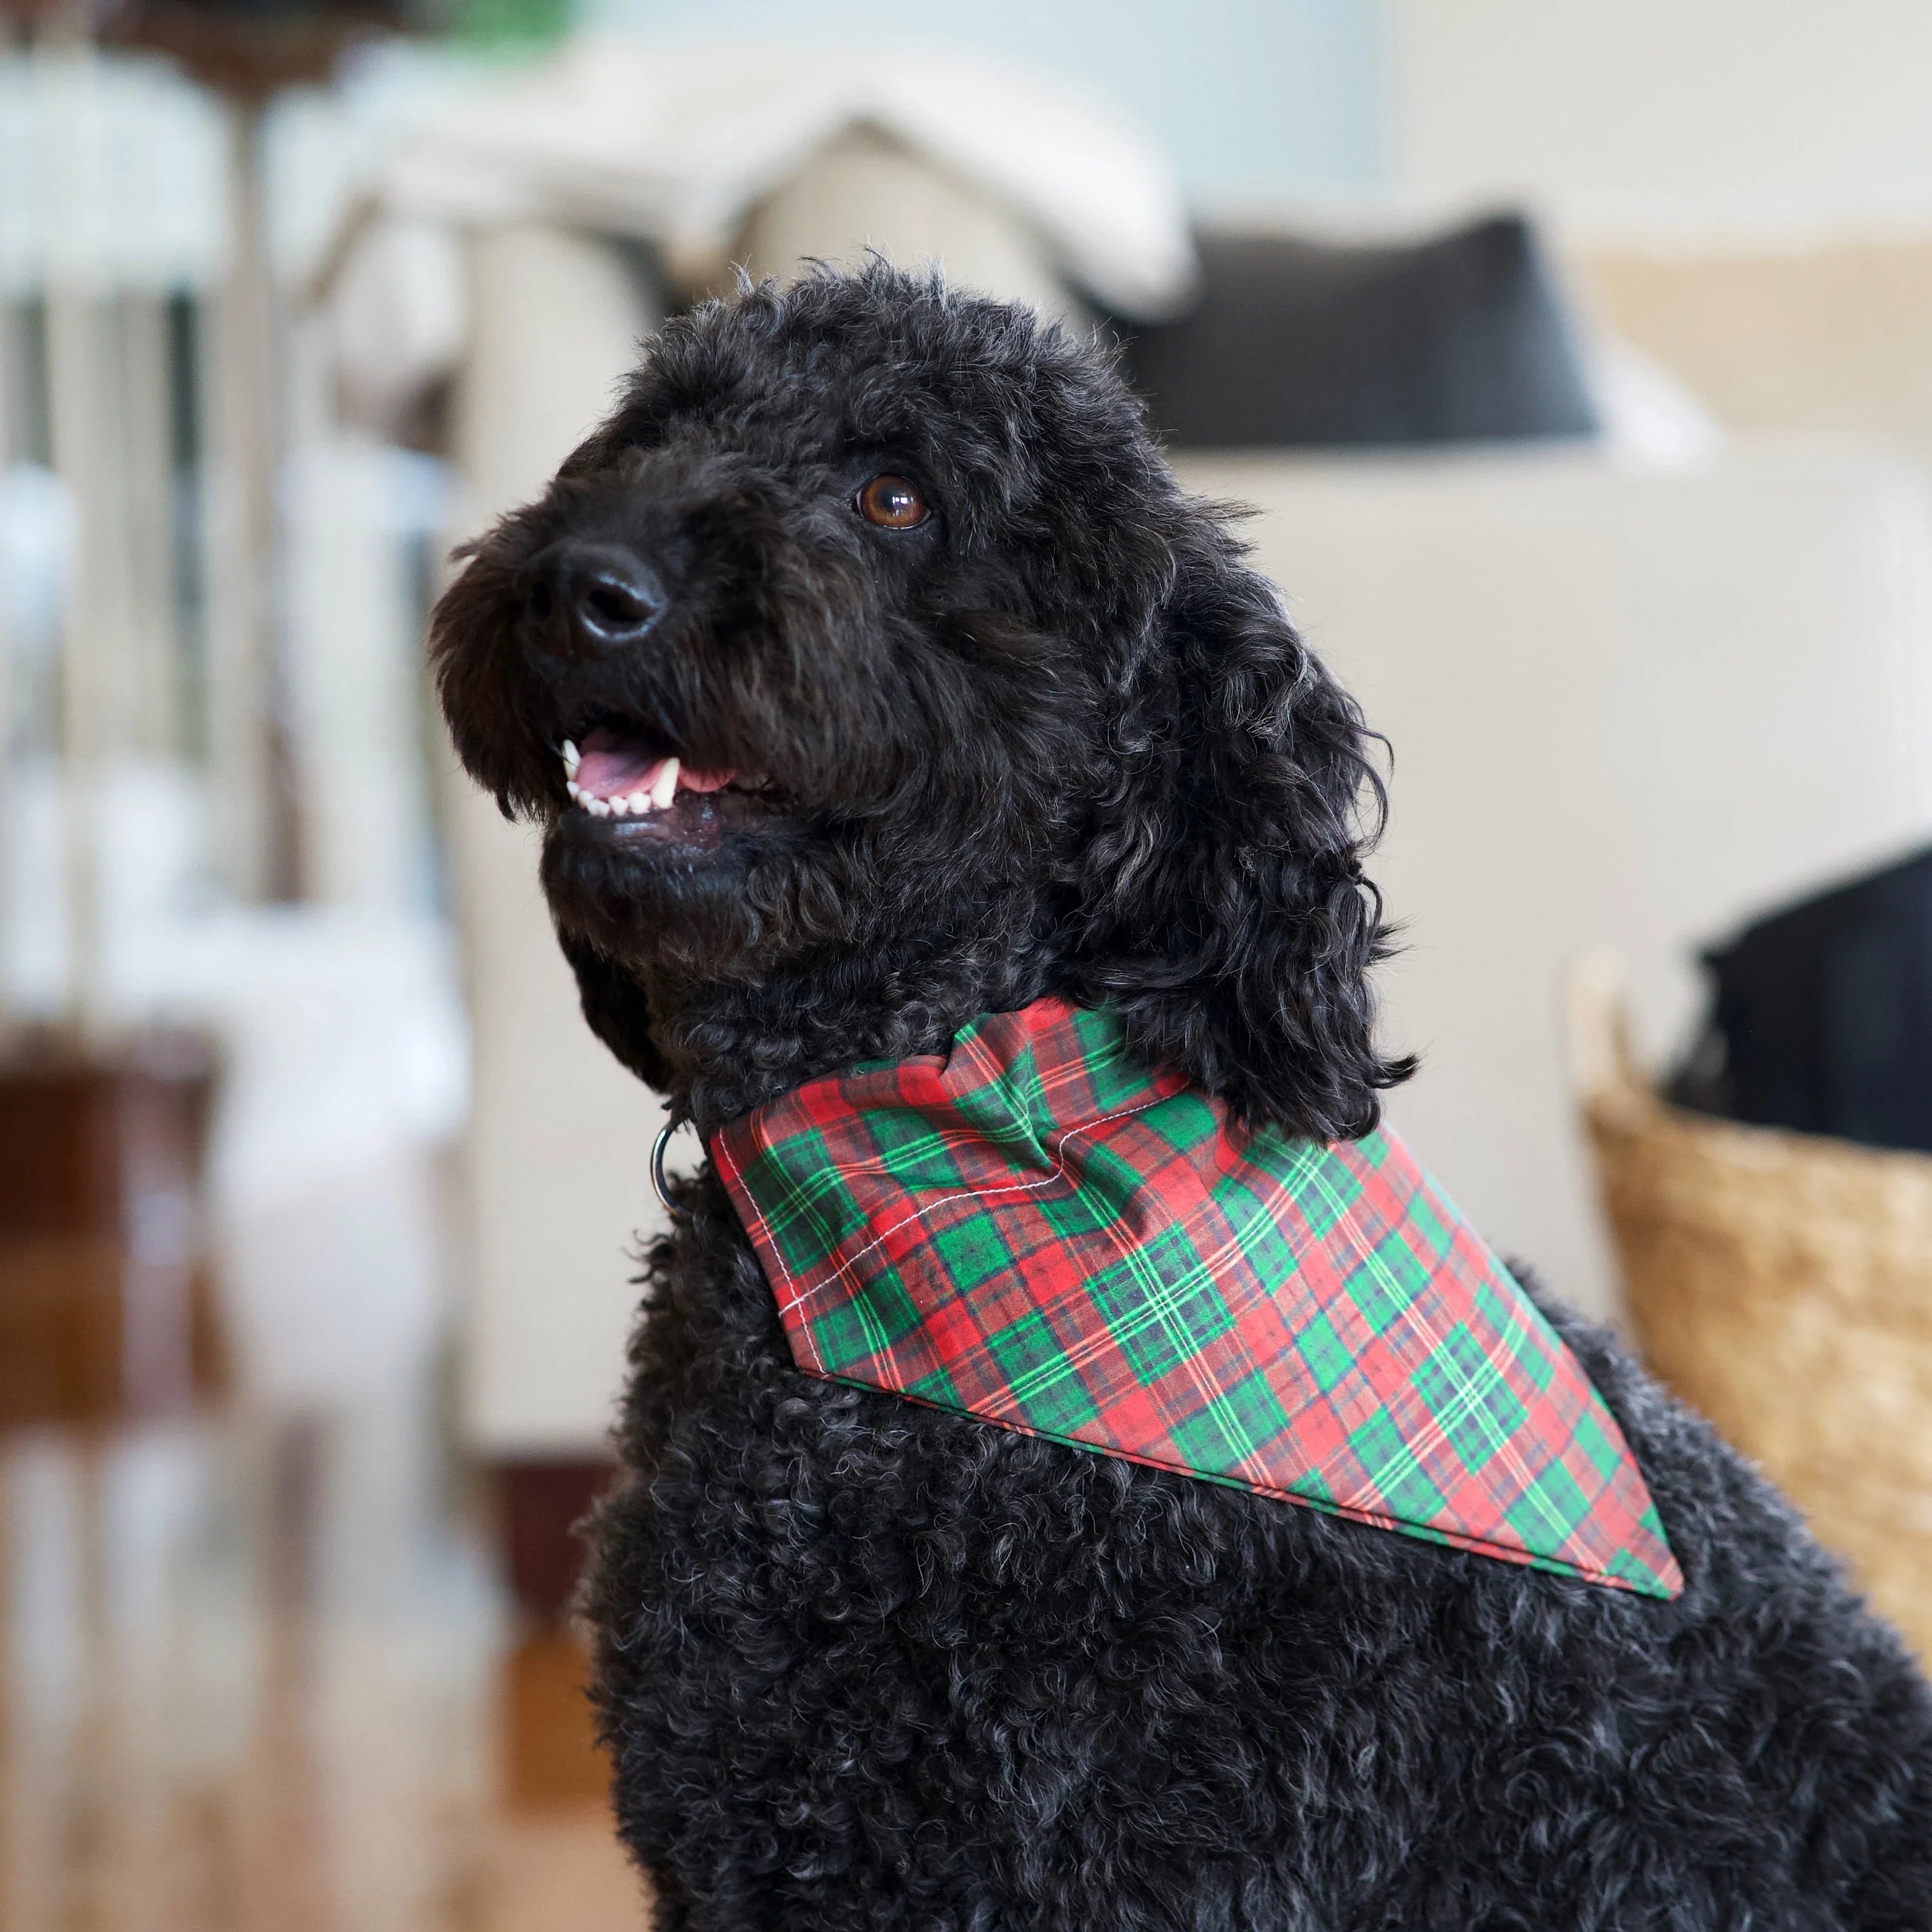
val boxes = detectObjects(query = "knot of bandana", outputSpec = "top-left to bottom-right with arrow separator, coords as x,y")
711,997 -> 1683,1600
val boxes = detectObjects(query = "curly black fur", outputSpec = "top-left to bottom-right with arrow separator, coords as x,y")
431,264 -> 1932,1928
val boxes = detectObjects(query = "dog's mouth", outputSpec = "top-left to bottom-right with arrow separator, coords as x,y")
557,719 -> 777,852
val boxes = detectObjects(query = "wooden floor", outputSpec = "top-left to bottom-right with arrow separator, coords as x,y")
0,1405 -> 652,1931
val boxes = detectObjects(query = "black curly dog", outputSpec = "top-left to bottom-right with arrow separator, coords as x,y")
432,265 -> 1932,1929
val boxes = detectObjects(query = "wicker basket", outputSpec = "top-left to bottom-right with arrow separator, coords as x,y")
1568,958 -> 1932,1657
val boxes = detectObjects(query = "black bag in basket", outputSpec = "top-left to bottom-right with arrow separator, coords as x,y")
1671,846 -> 1932,1153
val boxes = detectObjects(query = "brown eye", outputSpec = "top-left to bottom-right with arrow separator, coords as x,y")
856,473 -> 929,529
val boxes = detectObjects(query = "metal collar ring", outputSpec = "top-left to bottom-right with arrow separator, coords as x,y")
650,1120 -> 694,1224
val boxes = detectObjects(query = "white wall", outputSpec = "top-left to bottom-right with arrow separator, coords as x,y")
574,0 -> 1387,209
1391,0 -> 1932,244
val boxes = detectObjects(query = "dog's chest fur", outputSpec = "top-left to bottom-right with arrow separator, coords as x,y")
584,1182 -> 1932,1932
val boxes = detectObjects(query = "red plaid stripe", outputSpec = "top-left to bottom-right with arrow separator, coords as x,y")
712,998 -> 1682,1600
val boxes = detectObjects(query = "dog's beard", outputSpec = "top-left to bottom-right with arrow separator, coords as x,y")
534,683 -> 936,987
542,790 -> 1030,987
539,801 -> 815,973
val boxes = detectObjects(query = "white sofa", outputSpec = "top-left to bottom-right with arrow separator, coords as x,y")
1178,444 -> 1932,1312
439,189 -> 1932,1456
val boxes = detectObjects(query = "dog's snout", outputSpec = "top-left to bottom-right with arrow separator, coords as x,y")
546,543 -> 665,650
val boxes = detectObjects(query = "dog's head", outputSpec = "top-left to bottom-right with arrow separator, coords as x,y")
431,263 -> 1409,1135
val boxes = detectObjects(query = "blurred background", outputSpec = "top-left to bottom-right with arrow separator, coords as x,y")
7,1 -> 1932,1923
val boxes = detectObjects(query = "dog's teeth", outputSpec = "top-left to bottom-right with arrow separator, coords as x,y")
587,796 -> 612,818
566,780 -> 583,803
561,738 -> 580,776
651,757 -> 680,810
626,790 -> 654,815
609,793 -> 631,817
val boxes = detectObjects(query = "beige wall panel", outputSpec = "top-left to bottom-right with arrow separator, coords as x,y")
1579,243 -> 1932,467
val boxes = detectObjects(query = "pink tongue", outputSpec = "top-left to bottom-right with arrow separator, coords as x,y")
576,732 -> 663,799
574,728 -> 736,800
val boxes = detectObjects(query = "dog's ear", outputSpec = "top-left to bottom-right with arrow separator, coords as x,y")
557,931 -> 676,1092
1068,529 -> 1413,1141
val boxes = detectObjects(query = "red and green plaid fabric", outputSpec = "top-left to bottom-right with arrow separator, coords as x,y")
712,998 -> 1683,1600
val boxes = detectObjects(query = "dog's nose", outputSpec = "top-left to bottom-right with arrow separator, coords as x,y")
548,544 -> 665,650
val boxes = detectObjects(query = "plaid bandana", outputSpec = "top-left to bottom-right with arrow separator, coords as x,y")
712,998 -> 1682,1600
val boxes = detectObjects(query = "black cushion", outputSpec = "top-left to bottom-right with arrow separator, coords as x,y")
1671,846 -> 1932,1152
1120,213 -> 1599,450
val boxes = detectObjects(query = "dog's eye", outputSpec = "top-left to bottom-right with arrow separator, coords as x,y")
856,474 -> 929,529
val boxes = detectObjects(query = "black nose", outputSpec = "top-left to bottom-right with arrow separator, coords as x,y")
547,543 -> 665,649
